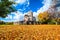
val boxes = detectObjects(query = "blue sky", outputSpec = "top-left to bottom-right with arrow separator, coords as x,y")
15,0 -> 43,12
0,0 -> 60,22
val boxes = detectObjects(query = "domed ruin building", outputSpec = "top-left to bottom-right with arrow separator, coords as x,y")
24,11 -> 36,24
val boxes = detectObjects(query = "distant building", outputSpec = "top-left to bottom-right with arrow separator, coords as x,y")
24,14 -> 29,24
28,11 -> 33,21
14,21 -> 20,25
14,10 -> 36,25
24,10 -> 36,24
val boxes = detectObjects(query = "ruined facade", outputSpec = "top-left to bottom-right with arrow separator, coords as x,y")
14,11 -> 36,25
24,11 -> 36,24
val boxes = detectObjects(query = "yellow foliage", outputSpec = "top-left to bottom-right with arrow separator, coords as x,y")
0,25 -> 60,40
38,11 -> 50,21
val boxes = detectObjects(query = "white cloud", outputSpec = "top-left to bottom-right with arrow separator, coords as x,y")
32,0 -> 51,17
37,0 -> 52,13
14,0 -> 29,11
5,15 -> 13,20
9,0 -> 12,1
37,0 -> 60,13
34,0 -> 58,15
12,0 -> 52,22
32,0 -> 52,21
33,12 -> 39,21
33,0 -> 60,20
2,0 -> 60,22
57,7 -> 60,12
3,11 -> 29,22
15,0 -> 26,4
12,11 -> 24,22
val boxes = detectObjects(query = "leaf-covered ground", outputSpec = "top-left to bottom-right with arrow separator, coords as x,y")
0,25 -> 60,40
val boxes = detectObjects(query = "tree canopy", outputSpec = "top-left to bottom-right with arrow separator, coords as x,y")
0,0 -> 16,18
38,11 -> 50,22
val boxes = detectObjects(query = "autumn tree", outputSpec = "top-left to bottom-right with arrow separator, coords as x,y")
0,0 -> 16,18
38,11 -> 50,24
